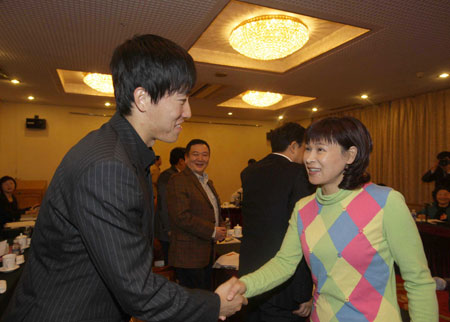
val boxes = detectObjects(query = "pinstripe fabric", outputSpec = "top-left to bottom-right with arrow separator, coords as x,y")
167,167 -> 222,269
2,113 -> 219,322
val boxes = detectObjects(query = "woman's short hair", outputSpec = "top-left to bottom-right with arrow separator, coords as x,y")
0,176 -> 17,192
305,116 -> 373,190
432,187 -> 449,203
110,34 -> 196,116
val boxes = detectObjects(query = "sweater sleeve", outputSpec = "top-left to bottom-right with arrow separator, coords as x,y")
241,203 -> 304,297
383,190 -> 438,322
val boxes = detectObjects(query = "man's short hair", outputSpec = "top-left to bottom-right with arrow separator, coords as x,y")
437,151 -> 450,160
268,122 -> 306,153
248,158 -> 256,166
186,139 -> 210,154
110,34 -> 196,115
169,147 -> 186,166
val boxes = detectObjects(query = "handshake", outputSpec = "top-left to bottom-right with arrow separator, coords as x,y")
214,277 -> 247,320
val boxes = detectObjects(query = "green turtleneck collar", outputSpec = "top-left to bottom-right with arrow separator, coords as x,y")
315,187 -> 358,205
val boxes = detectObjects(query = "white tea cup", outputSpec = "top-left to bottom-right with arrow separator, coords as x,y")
227,229 -> 234,238
233,225 -> 242,237
16,254 -> 25,265
3,254 -> 16,269
15,234 -> 27,250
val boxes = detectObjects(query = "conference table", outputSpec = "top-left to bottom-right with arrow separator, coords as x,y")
416,221 -> 450,278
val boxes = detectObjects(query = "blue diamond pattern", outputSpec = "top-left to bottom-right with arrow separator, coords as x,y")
365,184 -> 391,208
335,301 -> 369,322
297,210 -> 304,233
309,252 -> 327,292
316,200 -> 323,214
328,211 -> 359,252
363,252 -> 390,296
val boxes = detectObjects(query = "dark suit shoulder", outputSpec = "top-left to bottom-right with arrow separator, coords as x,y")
158,167 -> 177,185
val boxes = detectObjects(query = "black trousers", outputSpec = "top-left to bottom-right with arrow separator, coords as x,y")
245,300 -> 307,322
174,266 -> 212,290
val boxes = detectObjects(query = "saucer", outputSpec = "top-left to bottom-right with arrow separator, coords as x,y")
0,265 -> 20,273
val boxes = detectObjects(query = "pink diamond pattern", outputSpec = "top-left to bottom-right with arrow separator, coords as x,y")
346,190 -> 381,228
300,199 -> 319,229
349,276 -> 383,321
341,232 -> 377,275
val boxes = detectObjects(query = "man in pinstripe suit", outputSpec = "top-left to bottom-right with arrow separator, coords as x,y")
3,34 -> 245,322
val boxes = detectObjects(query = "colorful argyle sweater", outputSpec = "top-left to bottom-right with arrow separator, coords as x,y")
241,183 -> 438,321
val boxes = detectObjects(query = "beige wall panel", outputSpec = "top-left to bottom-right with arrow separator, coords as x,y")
0,102 -> 275,203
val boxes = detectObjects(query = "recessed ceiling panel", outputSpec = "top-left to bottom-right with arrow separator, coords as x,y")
189,0 -> 370,73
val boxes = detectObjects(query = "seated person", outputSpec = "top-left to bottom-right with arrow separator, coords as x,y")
418,187 -> 449,221
0,176 -> 37,224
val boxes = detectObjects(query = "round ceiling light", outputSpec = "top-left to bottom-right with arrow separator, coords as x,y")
242,91 -> 283,107
229,15 -> 309,61
83,73 -> 114,94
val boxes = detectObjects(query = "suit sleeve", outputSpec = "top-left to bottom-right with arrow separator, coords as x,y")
167,175 -> 215,240
421,170 -> 436,182
73,160 -> 219,322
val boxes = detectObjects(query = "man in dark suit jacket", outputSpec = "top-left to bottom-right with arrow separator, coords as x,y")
2,34 -> 244,322
239,122 -> 315,322
155,147 -> 186,264
168,139 -> 226,290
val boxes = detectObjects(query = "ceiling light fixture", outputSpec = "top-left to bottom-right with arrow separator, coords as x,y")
105,102 -> 111,107
439,73 -> 449,78
278,115 -> 284,120
227,112 -> 233,116
229,15 -> 309,60
242,90 -> 283,107
312,107 -> 318,112
83,73 -> 114,94
361,94 -> 368,99
27,96 -> 34,100
11,79 -> 20,84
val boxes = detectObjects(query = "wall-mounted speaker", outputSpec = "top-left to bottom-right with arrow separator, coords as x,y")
26,115 -> 46,129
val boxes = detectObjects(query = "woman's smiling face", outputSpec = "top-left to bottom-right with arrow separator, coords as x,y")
304,140 -> 356,195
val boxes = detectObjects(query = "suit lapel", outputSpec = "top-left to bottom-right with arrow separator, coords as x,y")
186,168 -> 214,208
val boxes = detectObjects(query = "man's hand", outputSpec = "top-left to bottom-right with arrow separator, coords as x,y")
215,227 -> 227,241
215,277 -> 247,320
292,298 -> 313,317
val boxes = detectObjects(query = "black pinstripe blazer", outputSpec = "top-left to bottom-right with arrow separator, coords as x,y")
2,113 -> 219,322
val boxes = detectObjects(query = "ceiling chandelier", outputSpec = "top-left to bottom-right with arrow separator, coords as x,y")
83,73 -> 114,94
229,15 -> 309,61
242,90 -> 283,107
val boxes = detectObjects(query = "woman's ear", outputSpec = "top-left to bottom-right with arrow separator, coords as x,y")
347,146 -> 358,164
133,87 -> 148,113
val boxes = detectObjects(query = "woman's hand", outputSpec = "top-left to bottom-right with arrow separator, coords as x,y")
292,298 -> 313,317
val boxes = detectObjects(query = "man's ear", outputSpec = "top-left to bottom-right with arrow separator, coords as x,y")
133,87 -> 149,112
288,141 -> 299,152
346,146 -> 358,164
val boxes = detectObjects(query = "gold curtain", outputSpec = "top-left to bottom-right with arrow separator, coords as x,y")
321,87 -> 449,209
